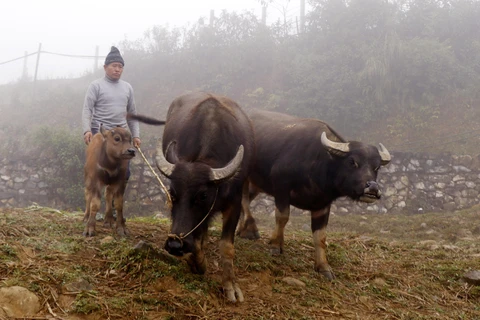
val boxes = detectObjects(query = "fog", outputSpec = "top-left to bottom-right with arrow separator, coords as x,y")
1,0 -> 480,156
1,0 -> 298,84
1,0 -> 480,227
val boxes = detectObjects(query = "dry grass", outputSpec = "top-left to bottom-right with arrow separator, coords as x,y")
0,205 -> 479,320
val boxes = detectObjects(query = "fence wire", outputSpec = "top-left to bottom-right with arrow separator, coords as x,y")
0,50 -> 105,66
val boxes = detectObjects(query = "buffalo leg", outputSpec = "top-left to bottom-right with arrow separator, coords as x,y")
237,181 -> 260,240
220,202 -> 244,303
83,190 -> 100,237
269,198 -> 290,255
103,185 -> 115,228
113,185 -> 128,237
186,231 -> 208,275
83,187 -> 92,223
311,206 -> 334,280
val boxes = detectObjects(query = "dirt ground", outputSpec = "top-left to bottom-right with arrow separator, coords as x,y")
0,204 -> 479,320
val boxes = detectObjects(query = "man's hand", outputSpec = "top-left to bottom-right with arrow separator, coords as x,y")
133,137 -> 141,148
84,132 -> 92,145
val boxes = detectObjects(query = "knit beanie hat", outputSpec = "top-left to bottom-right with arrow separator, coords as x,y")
105,46 -> 124,66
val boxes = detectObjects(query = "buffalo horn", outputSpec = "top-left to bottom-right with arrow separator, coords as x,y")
155,141 -> 176,178
378,143 -> 391,165
321,132 -> 350,157
210,145 -> 244,182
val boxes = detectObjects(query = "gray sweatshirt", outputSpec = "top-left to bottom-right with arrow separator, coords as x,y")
82,76 -> 140,138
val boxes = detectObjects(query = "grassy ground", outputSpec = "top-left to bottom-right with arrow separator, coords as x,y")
0,205 -> 479,319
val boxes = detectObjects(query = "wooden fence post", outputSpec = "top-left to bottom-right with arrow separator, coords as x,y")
34,43 -> 42,82
93,45 -> 99,73
262,6 -> 267,25
210,10 -> 214,26
300,0 -> 305,33
22,51 -> 28,81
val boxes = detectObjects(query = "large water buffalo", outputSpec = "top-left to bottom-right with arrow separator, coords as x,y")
237,109 -> 391,280
127,92 -> 254,302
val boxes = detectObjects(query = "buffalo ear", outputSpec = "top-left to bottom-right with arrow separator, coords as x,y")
165,140 -> 179,164
100,124 -> 107,137
156,140 -> 177,178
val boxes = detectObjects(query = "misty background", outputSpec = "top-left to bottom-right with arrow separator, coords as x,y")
1,0 -> 480,210
1,0 -> 303,84
1,0 -> 480,157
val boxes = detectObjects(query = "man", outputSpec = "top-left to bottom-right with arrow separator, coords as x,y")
82,46 -> 141,181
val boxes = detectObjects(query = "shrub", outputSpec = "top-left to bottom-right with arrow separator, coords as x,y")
29,126 -> 85,209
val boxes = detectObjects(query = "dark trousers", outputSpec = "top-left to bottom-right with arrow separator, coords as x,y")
91,128 -> 131,180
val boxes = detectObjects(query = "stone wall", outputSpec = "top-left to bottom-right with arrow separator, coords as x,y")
2,150 -> 480,215
331,152 -> 480,215
0,149 -> 169,214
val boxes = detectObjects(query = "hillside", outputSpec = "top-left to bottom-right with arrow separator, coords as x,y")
2,0 -> 480,156
1,76 -> 480,156
0,205 -> 479,319
370,97 -> 480,155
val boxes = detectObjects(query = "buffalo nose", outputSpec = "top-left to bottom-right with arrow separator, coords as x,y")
165,237 -> 184,256
366,181 -> 379,193
127,148 -> 136,155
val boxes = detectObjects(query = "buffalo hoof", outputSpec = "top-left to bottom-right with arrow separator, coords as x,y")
82,229 -> 96,237
268,240 -> 283,255
116,226 -> 129,237
237,228 -> 260,240
186,254 -> 207,275
315,267 -> 335,281
269,247 -> 283,255
236,218 -> 260,240
103,217 -> 115,228
223,281 -> 244,303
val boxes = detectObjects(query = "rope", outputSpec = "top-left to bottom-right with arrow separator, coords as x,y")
136,146 -> 172,209
41,50 -> 106,59
137,146 -> 218,242
0,51 -> 106,66
168,186 -> 219,241
0,52 -> 38,65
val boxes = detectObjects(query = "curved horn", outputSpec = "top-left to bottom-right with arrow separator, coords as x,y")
378,143 -> 391,165
155,141 -> 176,178
210,145 -> 244,182
321,132 -> 350,157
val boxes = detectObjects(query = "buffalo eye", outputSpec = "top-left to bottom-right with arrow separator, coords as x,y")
114,136 -> 121,142
348,157 -> 358,168
195,191 -> 208,204
374,166 -> 380,172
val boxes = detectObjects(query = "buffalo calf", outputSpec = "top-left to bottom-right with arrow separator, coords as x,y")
83,125 -> 135,237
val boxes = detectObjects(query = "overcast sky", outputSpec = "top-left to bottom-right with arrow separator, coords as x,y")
1,0 -> 304,84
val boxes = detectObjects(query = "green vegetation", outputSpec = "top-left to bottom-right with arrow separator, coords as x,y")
25,127 -> 85,209
0,243 -> 17,259
0,205 -> 479,318
72,291 -> 102,314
